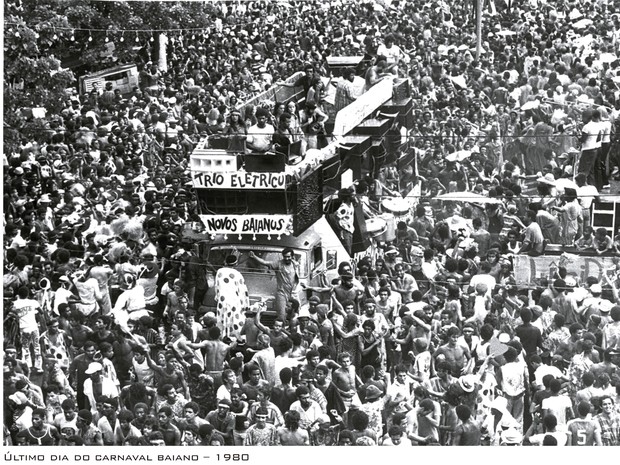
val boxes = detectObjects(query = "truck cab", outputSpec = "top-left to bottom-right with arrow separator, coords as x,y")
193,217 -> 351,314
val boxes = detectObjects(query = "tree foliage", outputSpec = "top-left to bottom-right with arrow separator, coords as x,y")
3,0 -> 216,152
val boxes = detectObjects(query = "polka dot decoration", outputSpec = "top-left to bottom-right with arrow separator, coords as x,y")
214,267 -> 249,339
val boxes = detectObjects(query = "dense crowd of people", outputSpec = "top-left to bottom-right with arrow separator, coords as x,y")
5,0 -> 620,447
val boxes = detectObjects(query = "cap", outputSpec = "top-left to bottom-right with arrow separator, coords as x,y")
590,283 -> 602,294
218,399 -> 231,408
85,362 -> 103,375
365,385 -> 383,401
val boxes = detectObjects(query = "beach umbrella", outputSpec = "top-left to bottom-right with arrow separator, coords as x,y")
445,150 -> 472,162
599,53 -> 617,63
574,18 -> 593,29
554,178 -> 578,194
436,192 -> 501,204
497,30 -> 517,36
521,100 -> 540,110
448,75 -> 467,89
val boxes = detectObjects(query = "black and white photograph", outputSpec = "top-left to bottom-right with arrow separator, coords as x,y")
3,0 -> 620,458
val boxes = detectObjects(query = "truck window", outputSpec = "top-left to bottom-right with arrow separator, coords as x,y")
312,245 -> 323,271
326,250 -> 337,270
206,247 -> 308,277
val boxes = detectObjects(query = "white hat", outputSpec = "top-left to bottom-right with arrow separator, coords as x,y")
564,276 -> 577,287
8,392 -> 29,405
298,305 -> 311,319
458,375 -> 477,393
572,286 -> 589,303
85,362 -> 103,375
600,300 -> 613,313
590,283 -> 602,294
500,427 -> 523,445
536,173 -> 556,185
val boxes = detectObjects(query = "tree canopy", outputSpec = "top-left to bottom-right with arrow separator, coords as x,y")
3,0 -> 217,151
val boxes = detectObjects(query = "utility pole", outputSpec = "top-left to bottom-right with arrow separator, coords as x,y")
476,0 -> 483,61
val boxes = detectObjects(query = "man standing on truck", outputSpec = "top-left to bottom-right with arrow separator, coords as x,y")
249,248 -> 299,321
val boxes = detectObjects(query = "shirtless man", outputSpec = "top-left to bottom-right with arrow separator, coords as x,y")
391,264 -> 418,304
255,305 -> 290,356
332,352 -> 361,410
240,307 -> 261,350
187,326 -> 231,378
332,273 -> 362,315
242,364 -> 270,402
432,327 -> 471,376
277,410 -> 310,445
364,59 -> 391,92
452,405 -> 481,445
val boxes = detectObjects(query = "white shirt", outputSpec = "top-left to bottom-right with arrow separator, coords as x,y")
528,431 -> 568,446
600,120 -> 612,144
469,274 -> 497,296
542,395 -> 573,426
289,400 -> 323,429
577,184 -> 599,210
581,120 -> 603,150
246,124 -> 274,152
376,44 -> 406,64
13,298 -> 40,333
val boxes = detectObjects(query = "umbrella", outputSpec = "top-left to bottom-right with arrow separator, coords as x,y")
551,108 -> 568,126
488,337 -> 510,357
573,34 -> 594,48
448,75 -> 467,89
445,150 -> 472,162
576,94 -> 594,104
554,178 -> 578,194
574,18 -> 593,29
599,53 -> 617,64
569,9 -> 583,20
435,192 -> 501,204
520,100 -> 540,110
